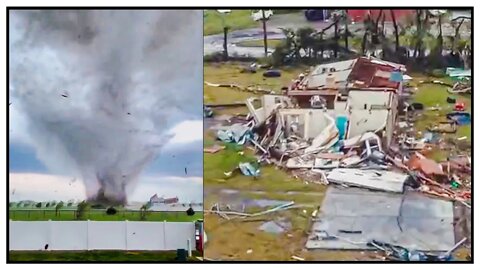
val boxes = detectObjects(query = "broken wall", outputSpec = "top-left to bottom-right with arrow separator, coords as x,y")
246,95 -> 291,125
345,90 -> 397,145
279,109 -> 332,140
347,90 -> 393,110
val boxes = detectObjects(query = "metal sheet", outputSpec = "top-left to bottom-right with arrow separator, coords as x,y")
306,187 -> 455,251
327,168 -> 407,193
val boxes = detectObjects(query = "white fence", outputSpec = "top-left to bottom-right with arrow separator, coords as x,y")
9,220 -> 195,251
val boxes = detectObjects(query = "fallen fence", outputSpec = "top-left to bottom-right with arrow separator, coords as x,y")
9,220 -> 195,251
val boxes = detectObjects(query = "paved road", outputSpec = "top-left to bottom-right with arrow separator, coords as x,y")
204,12 -> 471,58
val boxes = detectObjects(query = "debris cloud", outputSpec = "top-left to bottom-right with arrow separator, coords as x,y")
9,10 -> 203,204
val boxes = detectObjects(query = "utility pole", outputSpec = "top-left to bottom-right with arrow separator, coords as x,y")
223,25 -> 229,61
218,10 -> 231,61
262,10 -> 268,57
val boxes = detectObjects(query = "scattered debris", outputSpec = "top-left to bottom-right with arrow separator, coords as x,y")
204,144 -> 226,154
238,162 -> 260,177
291,255 -> 305,261
446,97 -> 456,104
427,121 -> 457,133
418,80 -> 453,87
217,123 -> 252,145
204,106 -> 213,118
258,219 -> 291,234
407,152 -> 446,181
263,69 -> 281,78
327,169 -> 408,193
453,102 -> 465,111
206,56 -> 471,259
446,112 -> 471,125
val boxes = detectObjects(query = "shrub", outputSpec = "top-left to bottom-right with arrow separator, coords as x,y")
106,207 -> 117,215
186,207 -> 195,216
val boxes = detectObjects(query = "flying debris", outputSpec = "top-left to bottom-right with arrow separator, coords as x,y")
185,167 -> 188,175
61,93 -> 68,98
9,102 -> 12,106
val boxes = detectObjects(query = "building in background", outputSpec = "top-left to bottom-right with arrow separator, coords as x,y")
149,194 -> 179,205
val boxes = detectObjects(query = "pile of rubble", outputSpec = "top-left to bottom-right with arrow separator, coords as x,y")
206,57 -> 471,260
213,93 -> 470,205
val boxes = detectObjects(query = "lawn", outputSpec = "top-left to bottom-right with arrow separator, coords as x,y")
410,75 -> 471,161
204,62 -> 307,104
9,250 -> 202,262
204,10 -> 258,36
204,147 -> 326,194
9,209 -> 203,222
203,61 -> 339,260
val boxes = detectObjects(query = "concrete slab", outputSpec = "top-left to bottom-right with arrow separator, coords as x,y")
306,187 -> 455,251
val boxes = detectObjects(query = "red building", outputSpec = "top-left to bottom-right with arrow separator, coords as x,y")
347,9 -> 415,22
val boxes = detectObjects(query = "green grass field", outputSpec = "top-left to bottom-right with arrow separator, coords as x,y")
204,10 -> 258,36
9,209 -> 203,222
204,62 -> 307,104
410,75 -> 471,161
203,62 -> 335,260
9,250 -> 202,262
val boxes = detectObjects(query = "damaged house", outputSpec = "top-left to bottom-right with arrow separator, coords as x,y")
244,57 -> 404,150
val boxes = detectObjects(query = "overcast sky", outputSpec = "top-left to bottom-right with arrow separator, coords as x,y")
9,10 -> 203,203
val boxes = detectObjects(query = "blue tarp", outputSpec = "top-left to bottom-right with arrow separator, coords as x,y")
390,71 -> 403,83
336,116 -> 348,140
446,112 -> 471,126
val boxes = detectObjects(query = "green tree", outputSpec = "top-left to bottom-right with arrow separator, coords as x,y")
9,202 -> 14,208
76,201 -> 90,220
55,201 -> 64,216
139,203 -> 149,221
296,27 -> 315,58
35,202 -> 42,208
